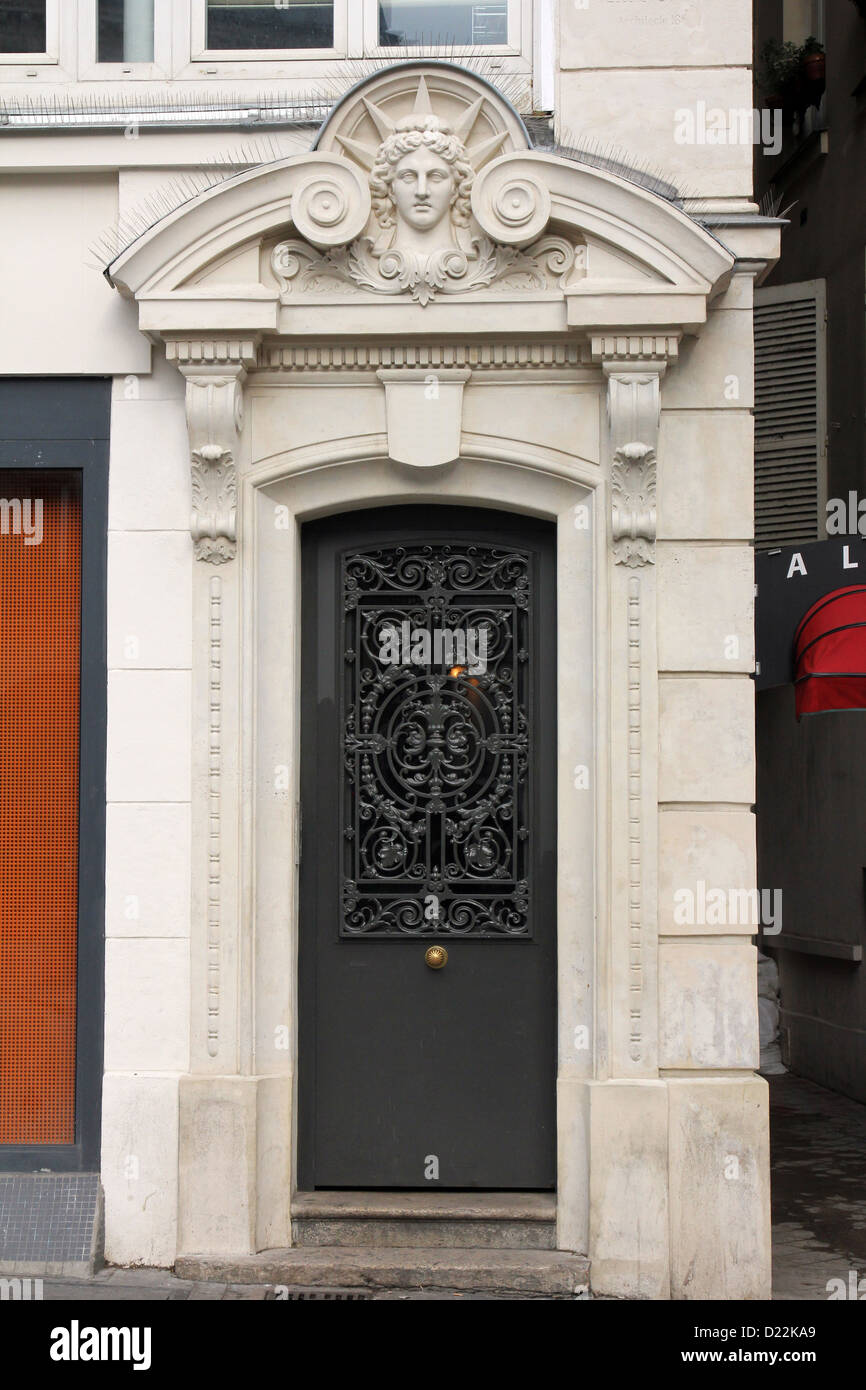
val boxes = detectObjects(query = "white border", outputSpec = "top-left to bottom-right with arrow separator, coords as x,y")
363,0 -> 526,59
533,0 -> 553,109
188,0 -> 349,64
78,0 -> 172,81
0,0 -> 59,65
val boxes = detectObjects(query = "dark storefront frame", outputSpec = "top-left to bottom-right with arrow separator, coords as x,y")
0,378 -> 109,1172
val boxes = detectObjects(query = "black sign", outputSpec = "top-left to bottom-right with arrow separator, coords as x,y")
755,537 -> 866,689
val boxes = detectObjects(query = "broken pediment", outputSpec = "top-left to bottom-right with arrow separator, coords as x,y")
107,61 -> 734,335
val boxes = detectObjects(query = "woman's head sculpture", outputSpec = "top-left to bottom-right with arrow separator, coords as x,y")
369,114 -> 475,241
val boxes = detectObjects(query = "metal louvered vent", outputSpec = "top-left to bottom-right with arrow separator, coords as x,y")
754,282 -> 826,550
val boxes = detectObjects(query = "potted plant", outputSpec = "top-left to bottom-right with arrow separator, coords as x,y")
760,37 -> 826,123
759,37 -> 802,112
801,36 -> 825,85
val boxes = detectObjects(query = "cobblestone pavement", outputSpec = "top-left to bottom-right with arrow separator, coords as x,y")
769,1072 -> 866,1301
28,1073 -> 866,1302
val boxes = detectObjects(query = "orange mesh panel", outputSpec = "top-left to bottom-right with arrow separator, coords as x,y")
0,472 -> 81,1144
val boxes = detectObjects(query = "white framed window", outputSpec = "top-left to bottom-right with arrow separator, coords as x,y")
190,0 -> 348,61
0,0 -> 59,64
185,1 -> 530,72
0,2 -> 535,82
365,0 -> 524,56
79,0 -> 171,80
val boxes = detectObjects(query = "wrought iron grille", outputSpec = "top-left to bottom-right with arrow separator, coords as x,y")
340,541 -> 532,938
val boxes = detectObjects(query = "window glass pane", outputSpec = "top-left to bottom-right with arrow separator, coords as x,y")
782,0 -> 824,46
206,0 -> 334,50
0,1 -> 46,53
0,471 -> 81,1145
379,1 -> 508,46
98,0 -> 154,63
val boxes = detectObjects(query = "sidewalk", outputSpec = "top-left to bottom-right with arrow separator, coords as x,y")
769,1072 -> 866,1301
36,1269 -> 551,1300
29,1072 -> 866,1302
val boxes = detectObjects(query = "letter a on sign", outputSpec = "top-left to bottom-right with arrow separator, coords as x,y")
787,553 -> 807,578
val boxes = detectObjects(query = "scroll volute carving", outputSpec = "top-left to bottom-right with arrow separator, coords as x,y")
286,155 -> 372,250
470,153 -> 552,247
184,370 -> 244,564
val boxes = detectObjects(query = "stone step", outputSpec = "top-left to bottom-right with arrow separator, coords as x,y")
290,1190 -> 556,1249
176,1247 -> 589,1296
292,1218 -> 555,1249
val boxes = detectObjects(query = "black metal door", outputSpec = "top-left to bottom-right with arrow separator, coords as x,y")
299,506 -> 556,1189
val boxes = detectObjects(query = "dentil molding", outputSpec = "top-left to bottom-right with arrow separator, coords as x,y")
259,341 -> 588,371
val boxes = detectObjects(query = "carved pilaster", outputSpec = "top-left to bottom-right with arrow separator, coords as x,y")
182,366 -> 245,564
600,352 -> 670,1077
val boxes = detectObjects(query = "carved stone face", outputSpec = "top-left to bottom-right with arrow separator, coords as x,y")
391,147 -> 455,234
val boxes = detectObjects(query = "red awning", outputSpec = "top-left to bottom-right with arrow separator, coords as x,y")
794,585 -> 866,717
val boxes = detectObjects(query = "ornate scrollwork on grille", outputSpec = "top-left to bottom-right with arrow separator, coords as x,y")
340,541 -> 532,938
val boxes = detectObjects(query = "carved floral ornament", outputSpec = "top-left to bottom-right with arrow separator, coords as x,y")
184,370 -> 243,564
611,442 -> 657,568
605,370 -> 663,569
270,75 -> 582,306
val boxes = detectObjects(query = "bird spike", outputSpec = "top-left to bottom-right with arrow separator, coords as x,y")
465,130 -> 508,169
361,95 -> 396,142
452,96 -> 484,144
334,132 -> 376,170
412,74 -> 434,115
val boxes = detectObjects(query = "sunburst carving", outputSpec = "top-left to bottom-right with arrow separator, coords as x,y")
332,75 -> 508,175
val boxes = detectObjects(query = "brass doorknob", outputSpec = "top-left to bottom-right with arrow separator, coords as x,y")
425,945 -> 448,970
